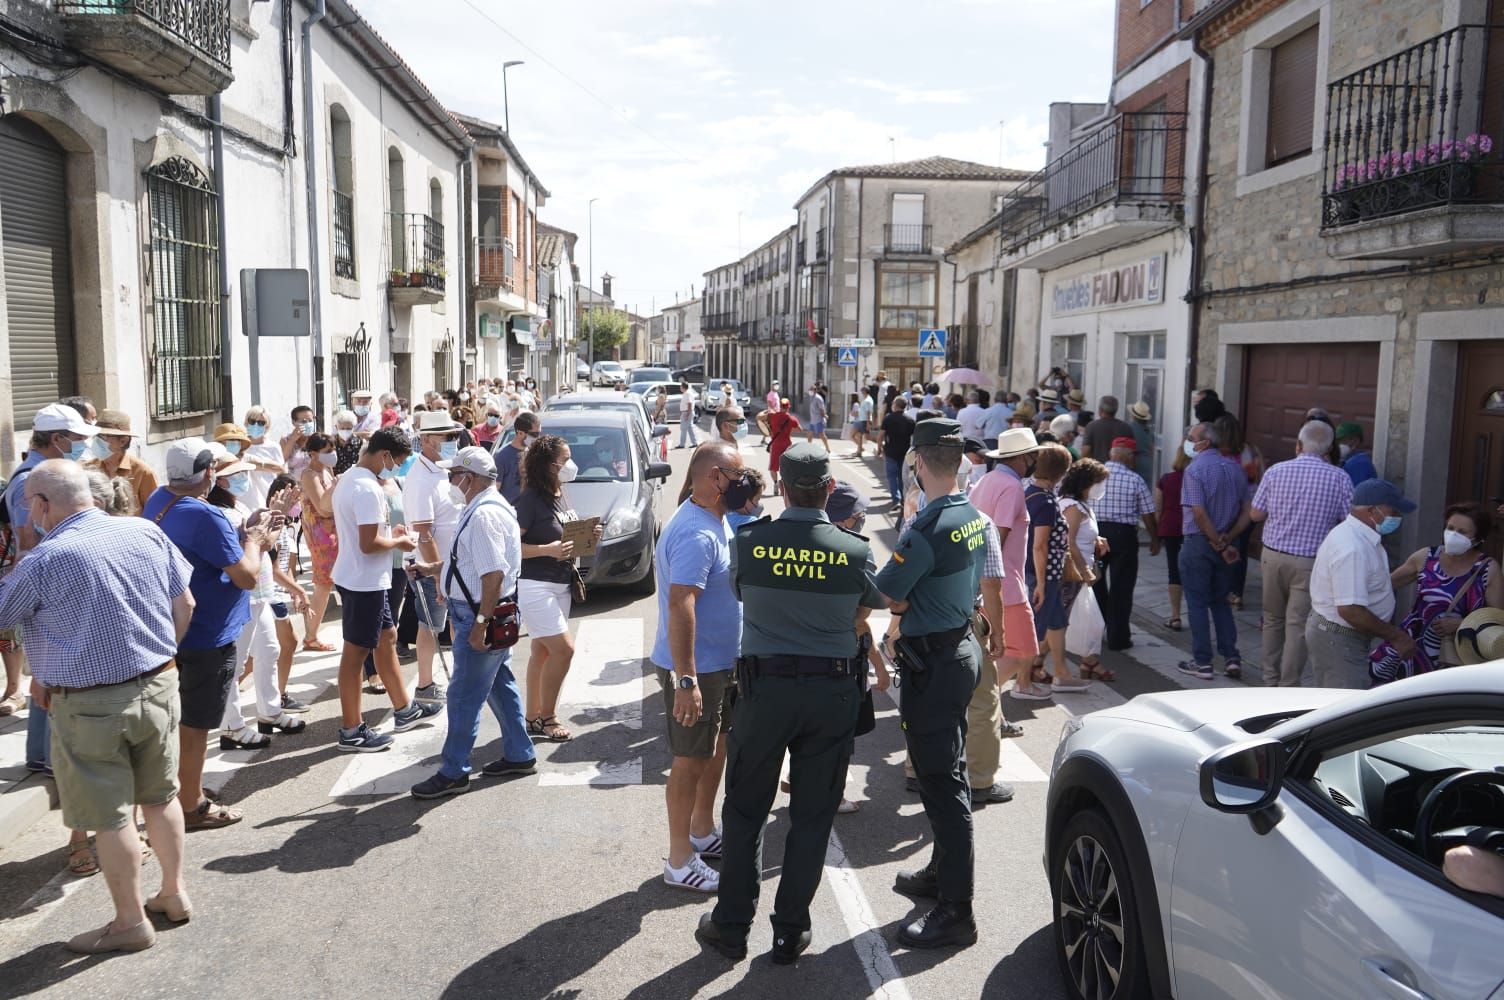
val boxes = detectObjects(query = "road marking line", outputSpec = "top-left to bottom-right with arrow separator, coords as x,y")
537,760 -> 643,786
825,829 -> 913,1000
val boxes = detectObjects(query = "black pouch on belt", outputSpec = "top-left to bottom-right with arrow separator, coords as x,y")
893,635 -> 931,694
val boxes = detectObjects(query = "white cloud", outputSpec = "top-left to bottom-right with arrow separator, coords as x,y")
847,78 -> 973,106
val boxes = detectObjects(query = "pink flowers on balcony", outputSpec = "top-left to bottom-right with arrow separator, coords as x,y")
1332,133 -> 1495,190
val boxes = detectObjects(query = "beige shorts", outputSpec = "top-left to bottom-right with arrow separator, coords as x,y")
658,667 -> 734,758
50,668 -> 181,832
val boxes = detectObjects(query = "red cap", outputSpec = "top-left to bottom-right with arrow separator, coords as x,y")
1111,436 -> 1138,452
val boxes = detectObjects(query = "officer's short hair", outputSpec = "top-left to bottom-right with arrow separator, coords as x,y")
914,443 -> 963,473
784,480 -> 830,510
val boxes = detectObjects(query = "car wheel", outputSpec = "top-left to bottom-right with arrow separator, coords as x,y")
1052,808 -> 1150,1000
631,552 -> 657,595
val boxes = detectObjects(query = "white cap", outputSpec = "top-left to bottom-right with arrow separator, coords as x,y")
439,445 -> 496,477
165,437 -> 215,481
33,403 -> 98,437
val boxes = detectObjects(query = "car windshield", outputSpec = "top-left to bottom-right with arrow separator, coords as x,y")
627,383 -> 675,396
630,369 -> 670,382
597,363 -> 623,372
559,427 -> 633,482
708,379 -> 743,393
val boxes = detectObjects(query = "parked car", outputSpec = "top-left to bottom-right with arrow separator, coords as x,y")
1045,665 -> 1504,1000
702,377 -> 751,415
590,360 -> 626,387
626,380 -> 685,422
628,366 -> 674,386
542,390 -> 663,444
575,357 -> 590,380
537,409 -> 671,593
671,362 -> 704,384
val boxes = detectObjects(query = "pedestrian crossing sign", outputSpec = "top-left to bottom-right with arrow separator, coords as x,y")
918,328 -> 947,357
837,347 -> 858,367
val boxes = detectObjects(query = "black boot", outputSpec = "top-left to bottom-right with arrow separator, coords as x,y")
694,912 -> 746,961
771,929 -> 812,965
893,859 -> 939,898
896,901 -> 978,950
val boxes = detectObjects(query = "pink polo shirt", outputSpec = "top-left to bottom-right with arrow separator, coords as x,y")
969,465 -> 1030,606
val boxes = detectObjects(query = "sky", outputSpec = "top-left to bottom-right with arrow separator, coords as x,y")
356,0 -> 1116,316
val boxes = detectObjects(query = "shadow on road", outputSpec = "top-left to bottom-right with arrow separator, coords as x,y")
203,794 -> 424,875
0,942 -> 114,996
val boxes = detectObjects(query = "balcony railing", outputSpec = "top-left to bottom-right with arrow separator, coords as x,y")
1322,24 -> 1504,229
815,229 -> 828,261
388,213 -> 445,288
799,307 -> 827,342
884,224 -> 933,254
997,111 -> 1187,253
475,237 -> 515,290
58,1 -> 232,94
702,311 -> 737,332
331,188 -> 355,280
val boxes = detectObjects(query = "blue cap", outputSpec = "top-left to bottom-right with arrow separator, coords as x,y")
1351,478 -> 1416,513
825,481 -> 867,523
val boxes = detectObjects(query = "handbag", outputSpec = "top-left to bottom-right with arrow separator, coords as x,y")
445,497 -> 521,650
554,502 -> 589,604
1436,558 -> 1487,666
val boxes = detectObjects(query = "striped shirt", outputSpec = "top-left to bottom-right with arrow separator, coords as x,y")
0,508 -> 190,688
1095,460 -> 1154,525
1251,453 -> 1354,558
1181,449 -> 1249,535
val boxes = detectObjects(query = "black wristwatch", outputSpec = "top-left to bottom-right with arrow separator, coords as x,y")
677,674 -> 697,690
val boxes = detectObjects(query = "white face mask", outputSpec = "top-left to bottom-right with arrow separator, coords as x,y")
1339,443 -> 1353,459
1088,483 -> 1107,503
558,459 -> 579,483
447,483 -> 469,507
1183,440 -> 1198,459
1443,529 -> 1474,556
337,428 -> 354,441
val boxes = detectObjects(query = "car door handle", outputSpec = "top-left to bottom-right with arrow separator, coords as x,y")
1362,958 -> 1434,1000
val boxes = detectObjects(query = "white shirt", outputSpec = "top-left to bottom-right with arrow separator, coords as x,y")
245,440 -> 285,508
331,467 -> 392,592
1060,497 -> 1100,567
403,453 -> 462,558
354,409 -> 380,435
444,492 -> 521,608
957,404 -> 987,442
681,385 -> 698,410
1309,514 -> 1395,626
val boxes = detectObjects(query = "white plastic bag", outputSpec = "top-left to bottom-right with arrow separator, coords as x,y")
1066,586 -> 1105,657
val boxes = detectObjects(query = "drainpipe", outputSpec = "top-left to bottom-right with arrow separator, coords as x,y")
210,93 -> 233,415
301,0 -> 327,420
1185,30 -> 1215,426
456,148 -> 470,387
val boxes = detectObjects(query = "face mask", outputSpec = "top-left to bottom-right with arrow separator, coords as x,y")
459,392 -> 471,402
224,440 -> 243,455
397,453 -> 417,477
487,415 -> 500,427
67,439 -> 89,462
88,436 -> 112,461
1184,440 -> 1198,459
733,421 -> 748,441
226,472 -> 251,496
247,422 -> 267,438
379,465 -> 399,481
1088,483 -> 1107,502
1339,443 -> 1353,460
318,451 -> 337,468
721,473 -> 756,510
337,428 -> 354,441
1443,529 -> 1474,556
558,459 -> 579,483
447,483 -> 469,507
439,440 -> 459,461
357,406 -> 372,418
1377,514 -> 1402,535
299,420 -> 316,436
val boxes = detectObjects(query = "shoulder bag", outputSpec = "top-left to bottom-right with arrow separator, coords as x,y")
445,496 -> 520,650
554,495 -> 588,605
1436,556 -> 1488,667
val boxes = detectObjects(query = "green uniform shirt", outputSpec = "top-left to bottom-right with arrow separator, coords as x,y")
875,493 -> 986,637
732,507 -> 884,658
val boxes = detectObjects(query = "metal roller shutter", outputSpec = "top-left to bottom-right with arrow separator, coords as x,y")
0,116 -> 76,430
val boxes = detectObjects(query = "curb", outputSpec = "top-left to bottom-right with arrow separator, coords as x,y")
0,776 -> 56,851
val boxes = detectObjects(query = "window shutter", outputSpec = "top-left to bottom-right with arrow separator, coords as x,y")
1265,24 -> 1319,166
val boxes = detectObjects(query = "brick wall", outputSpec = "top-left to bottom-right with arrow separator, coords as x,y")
1116,0 -> 1180,73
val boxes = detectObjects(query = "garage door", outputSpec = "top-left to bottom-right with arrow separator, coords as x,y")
1242,343 -> 1379,465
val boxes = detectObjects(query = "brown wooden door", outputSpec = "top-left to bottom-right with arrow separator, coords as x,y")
1448,340 -> 1504,555
1242,343 -> 1380,465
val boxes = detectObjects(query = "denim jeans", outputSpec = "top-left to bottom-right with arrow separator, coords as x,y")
439,603 -> 535,779
1178,533 -> 1241,666
26,698 -> 48,766
884,457 -> 903,503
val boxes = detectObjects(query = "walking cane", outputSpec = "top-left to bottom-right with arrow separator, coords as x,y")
406,560 -> 452,684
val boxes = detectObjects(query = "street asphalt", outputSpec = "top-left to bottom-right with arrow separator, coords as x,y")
0,416 -> 1188,999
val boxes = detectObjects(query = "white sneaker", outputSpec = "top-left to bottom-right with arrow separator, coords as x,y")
689,827 -> 723,860
663,855 -> 720,893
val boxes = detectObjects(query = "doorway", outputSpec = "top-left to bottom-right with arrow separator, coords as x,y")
1448,339 -> 1504,555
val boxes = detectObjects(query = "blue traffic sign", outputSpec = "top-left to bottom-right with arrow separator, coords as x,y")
918,327 -> 947,357
836,347 -> 858,367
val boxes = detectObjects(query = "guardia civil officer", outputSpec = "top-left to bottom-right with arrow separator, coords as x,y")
874,417 -> 987,949
695,443 -> 884,965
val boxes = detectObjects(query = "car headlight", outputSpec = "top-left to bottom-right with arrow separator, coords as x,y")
1050,716 -> 1085,781
603,508 -> 643,540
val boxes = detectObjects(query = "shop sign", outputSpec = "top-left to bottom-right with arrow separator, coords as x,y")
1050,254 -> 1165,316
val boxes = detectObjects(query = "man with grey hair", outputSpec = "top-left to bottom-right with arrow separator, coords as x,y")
1250,420 -> 1356,685
1176,421 -> 1252,681
0,460 -> 196,953
1078,394 -> 1134,459
957,390 -> 987,444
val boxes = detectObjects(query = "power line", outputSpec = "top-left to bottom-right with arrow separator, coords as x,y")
458,0 -> 695,165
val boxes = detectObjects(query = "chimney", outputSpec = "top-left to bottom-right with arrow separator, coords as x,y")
601,272 -> 614,300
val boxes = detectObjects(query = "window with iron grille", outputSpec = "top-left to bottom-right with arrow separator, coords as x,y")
146,157 -> 222,418
333,324 -> 372,409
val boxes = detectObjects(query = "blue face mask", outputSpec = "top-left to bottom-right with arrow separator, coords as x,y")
299,420 -> 316,436
88,436 -> 111,461
247,422 -> 267,438
379,463 -> 399,481
225,440 -> 242,456
439,440 -> 459,461
226,472 -> 251,496
1377,514 -> 1402,535
354,405 -> 370,418
733,421 -> 748,441
67,439 -> 89,462
397,453 -> 417,477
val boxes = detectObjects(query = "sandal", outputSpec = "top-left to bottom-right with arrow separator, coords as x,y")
301,639 -> 336,653
66,838 -> 98,877
1228,595 -> 1243,610
1080,660 -> 1117,682
1000,720 -> 1025,738
528,715 -> 572,742
183,799 -> 243,830
1163,617 -> 1183,631
1030,662 -> 1050,685
0,690 -> 25,716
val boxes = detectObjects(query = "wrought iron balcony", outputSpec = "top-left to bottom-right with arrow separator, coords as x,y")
997,111 -> 1187,266
388,213 -> 445,306
884,224 -> 933,255
331,189 -> 355,281
1321,24 -> 1504,258
799,308 -> 826,343
58,1 -> 232,94
701,311 -> 737,333
814,229 -> 828,261
475,237 -> 516,293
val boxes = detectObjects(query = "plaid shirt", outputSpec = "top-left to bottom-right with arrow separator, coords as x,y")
1251,453 -> 1354,557
1181,449 -> 1249,535
1095,460 -> 1154,525
0,508 -> 190,688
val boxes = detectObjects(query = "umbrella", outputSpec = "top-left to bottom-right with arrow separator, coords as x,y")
935,367 -> 994,387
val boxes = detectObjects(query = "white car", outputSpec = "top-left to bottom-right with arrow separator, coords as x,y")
590,360 -> 626,387
1046,665 -> 1504,1000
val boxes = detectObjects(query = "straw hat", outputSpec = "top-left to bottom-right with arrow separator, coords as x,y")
986,427 -> 1042,460
1456,608 -> 1504,665
1128,401 -> 1151,422
416,410 -> 461,434
95,409 -> 136,438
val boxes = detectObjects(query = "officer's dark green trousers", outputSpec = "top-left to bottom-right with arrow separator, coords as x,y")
900,634 -> 982,902
712,674 -> 860,945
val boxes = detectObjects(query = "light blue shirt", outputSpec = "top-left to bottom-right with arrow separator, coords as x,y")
982,403 -> 1013,438
650,499 -> 741,674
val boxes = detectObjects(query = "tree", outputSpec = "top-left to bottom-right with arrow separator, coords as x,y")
585,308 -> 630,359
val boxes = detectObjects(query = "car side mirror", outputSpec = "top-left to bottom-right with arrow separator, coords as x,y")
646,462 -> 672,481
1199,738 -> 1285,814
652,425 -> 671,438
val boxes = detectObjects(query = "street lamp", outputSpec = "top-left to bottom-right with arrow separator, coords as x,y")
502,60 -> 524,134
588,197 -> 598,374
